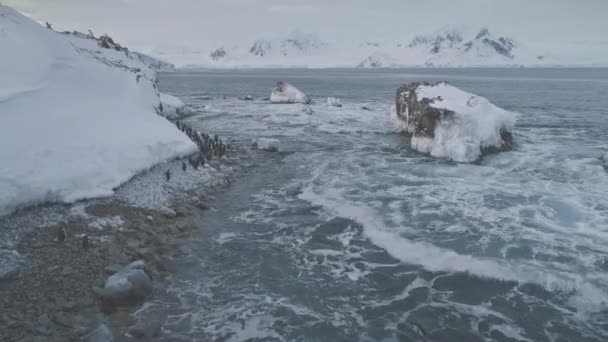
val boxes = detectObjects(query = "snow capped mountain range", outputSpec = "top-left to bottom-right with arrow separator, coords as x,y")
147,26 -> 605,69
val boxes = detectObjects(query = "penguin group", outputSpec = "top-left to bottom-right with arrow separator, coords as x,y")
175,121 -> 228,171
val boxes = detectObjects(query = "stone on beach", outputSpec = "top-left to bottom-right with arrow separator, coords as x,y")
101,260 -> 152,305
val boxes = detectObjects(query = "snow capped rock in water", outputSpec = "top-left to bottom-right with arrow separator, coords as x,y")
327,97 -> 342,107
0,4 -> 196,216
393,82 -> 515,162
252,138 -> 280,152
270,82 -> 311,104
159,93 -> 187,118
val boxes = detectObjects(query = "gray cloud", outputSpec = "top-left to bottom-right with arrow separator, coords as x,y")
4,0 -> 608,51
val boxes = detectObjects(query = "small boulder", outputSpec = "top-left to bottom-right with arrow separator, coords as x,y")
128,307 -> 165,340
100,260 -> 152,305
270,82 -> 311,104
238,95 -> 255,101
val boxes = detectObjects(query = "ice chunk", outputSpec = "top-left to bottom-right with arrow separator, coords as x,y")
270,82 -> 311,104
393,82 -> 515,162
253,138 -> 280,152
327,97 -> 342,107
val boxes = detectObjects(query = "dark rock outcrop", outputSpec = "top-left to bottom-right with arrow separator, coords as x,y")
210,48 -> 227,61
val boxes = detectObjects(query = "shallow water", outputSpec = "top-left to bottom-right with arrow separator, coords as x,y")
158,68 -> 608,341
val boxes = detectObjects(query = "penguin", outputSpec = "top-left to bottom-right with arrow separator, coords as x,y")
56,226 -> 66,243
82,235 -> 90,249
182,161 -> 187,172
165,169 -> 172,181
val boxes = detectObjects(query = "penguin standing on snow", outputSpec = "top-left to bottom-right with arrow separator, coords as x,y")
165,169 -> 172,181
182,161 -> 187,172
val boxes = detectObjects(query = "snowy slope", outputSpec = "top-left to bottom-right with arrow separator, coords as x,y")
0,5 -> 196,216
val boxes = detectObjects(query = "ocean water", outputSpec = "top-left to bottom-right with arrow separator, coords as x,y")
158,68 -> 608,341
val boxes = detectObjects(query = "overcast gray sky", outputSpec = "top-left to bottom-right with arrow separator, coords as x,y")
5,0 -> 607,50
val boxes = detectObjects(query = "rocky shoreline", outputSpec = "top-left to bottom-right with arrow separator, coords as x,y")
0,145 -> 250,341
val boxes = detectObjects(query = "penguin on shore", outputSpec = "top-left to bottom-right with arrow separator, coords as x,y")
165,169 -> 172,181
82,235 -> 90,249
182,161 -> 187,172
56,226 -> 66,243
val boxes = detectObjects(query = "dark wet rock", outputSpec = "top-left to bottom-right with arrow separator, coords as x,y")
209,48 -> 227,61
0,249 -> 25,280
100,260 -> 152,305
87,324 -> 114,342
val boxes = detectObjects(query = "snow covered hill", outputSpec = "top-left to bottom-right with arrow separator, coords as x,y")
0,4 -> 196,216
144,26 -> 589,68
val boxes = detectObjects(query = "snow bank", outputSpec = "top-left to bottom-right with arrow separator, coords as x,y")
393,82 -> 515,162
252,138 -> 280,152
0,5 -> 196,216
270,82 -> 311,104
159,92 -> 187,118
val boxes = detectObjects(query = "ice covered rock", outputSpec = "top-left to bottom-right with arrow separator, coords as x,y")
270,82 -> 311,104
0,5 -> 196,216
0,249 -> 25,280
101,260 -> 152,304
159,93 -> 188,118
393,82 -> 515,162
327,97 -> 342,107
252,138 -> 280,152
